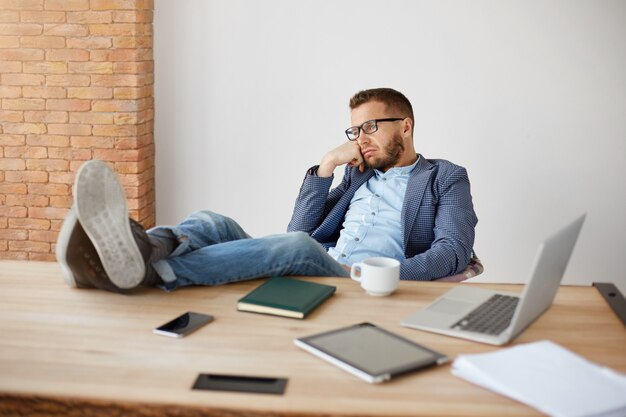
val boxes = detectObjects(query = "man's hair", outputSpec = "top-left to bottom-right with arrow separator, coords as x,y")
349,88 -> 414,126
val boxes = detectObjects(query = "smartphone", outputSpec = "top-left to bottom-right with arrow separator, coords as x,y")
153,312 -> 214,338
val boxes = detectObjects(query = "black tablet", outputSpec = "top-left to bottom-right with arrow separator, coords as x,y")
294,322 -> 448,383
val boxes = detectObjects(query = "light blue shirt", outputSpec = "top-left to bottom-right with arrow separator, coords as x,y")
328,158 -> 419,265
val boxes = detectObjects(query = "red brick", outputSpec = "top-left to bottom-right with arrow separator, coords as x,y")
0,86 -> 22,99
3,122 -> 47,134
0,24 -> 43,36
5,170 -> 48,183
0,134 -> 25,146
46,99 -> 91,111
24,110 -> 68,123
92,124 -> 137,137
20,11 -> 65,23
46,74 -> 90,86
4,145 -> 47,158
113,86 -> 152,100
28,183 -> 70,196
112,35 -> 152,49
68,62 -> 113,74
0,35 -> 19,47
9,218 -> 50,230
91,74 -> 144,87
112,10 -> 152,23
90,47 -> 151,62
66,11 -> 111,23
47,123 -> 92,135
44,0 -> 89,10
10,240 -> 49,252
93,148 -> 142,162
115,157 -> 152,174
67,86 -> 112,99
48,147 -> 91,160
46,49 -> 90,62
43,24 -> 88,37
20,35 -> 65,48
3,100 -> 46,112
23,61 -> 67,73
0,251 -> 29,260
26,134 -> 68,146
23,86 -> 67,98
1,73 -> 45,86
0,110 -> 23,122
48,171 -> 75,184
26,158 -> 69,171
0,229 -> 28,240
0,60 -> 22,72
0,158 -> 26,170
115,134 -> 152,150
30,252 -> 56,261
0,0 -> 43,11
69,112 -> 113,124
5,194 -> 49,207
0,206 -> 27,218
29,206 -> 68,220
113,61 -> 153,74
67,37 -> 111,51
48,195 -> 72,208
71,135 -> 114,148
91,0 -> 151,11
92,99 -> 138,112
29,230 -> 58,242
0,11 -> 19,23
0,183 -> 27,194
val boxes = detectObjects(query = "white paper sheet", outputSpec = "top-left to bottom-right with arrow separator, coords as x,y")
451,340 -> 626,417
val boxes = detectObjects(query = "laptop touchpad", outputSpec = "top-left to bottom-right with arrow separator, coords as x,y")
427,298 -> 475,315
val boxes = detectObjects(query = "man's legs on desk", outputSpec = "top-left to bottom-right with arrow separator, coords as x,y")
56,160 -> 348,294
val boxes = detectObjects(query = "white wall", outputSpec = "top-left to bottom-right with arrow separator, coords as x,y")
154,1 -> 626,293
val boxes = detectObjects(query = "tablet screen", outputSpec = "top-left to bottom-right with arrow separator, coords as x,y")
296,323 -> 447,380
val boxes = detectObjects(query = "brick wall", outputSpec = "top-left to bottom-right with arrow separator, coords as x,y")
0,0 -> 155,261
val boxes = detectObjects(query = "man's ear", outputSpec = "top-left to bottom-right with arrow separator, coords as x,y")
403,118 -> 413,137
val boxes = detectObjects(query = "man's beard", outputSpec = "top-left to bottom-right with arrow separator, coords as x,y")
364,135 -> 405,170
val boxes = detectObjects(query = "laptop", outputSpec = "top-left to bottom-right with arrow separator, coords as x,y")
401,214 -> 586,345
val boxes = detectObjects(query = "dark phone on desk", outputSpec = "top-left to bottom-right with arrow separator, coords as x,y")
153,312 -> 214,338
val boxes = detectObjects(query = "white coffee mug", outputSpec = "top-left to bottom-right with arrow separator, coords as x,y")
350,257 -> 400,296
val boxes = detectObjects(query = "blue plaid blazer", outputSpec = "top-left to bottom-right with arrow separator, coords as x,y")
287,155 -> 478,280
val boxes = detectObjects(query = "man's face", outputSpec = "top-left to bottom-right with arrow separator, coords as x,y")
350,101 -> 410,171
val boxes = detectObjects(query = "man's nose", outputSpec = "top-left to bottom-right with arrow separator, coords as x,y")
356,132 -> 371,145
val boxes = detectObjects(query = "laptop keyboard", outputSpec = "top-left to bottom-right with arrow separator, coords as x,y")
451,294 -> 519,335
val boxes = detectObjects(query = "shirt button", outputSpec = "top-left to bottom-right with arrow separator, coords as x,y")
375,194 -> 380,197
371,212 -> 376,215
341,254 -> 346,258
354,237 -> 360,241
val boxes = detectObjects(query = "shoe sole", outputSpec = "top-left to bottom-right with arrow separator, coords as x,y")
73,160 -> 145,289
55,207 -> 78,287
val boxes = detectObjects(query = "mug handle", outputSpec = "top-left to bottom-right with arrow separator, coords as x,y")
350,263 -> 363,282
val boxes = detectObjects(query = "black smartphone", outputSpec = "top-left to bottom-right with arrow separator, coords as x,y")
153,312 -> 214,338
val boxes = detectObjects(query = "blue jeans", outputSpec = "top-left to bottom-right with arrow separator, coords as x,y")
149,210 -> 349,290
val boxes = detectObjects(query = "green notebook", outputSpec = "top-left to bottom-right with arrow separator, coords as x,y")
237,277 -> 336,319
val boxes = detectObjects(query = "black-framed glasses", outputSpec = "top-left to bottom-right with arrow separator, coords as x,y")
345,118 -> 404,141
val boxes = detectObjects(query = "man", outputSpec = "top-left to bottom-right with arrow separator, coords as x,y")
56,88 -> 478,293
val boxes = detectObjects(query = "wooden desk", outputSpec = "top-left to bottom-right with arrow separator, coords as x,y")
1,260 -> 625,417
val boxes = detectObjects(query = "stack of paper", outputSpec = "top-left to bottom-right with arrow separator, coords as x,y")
452,340 -> 626,417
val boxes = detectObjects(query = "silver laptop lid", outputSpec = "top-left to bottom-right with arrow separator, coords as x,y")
506,213 -> 586,339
